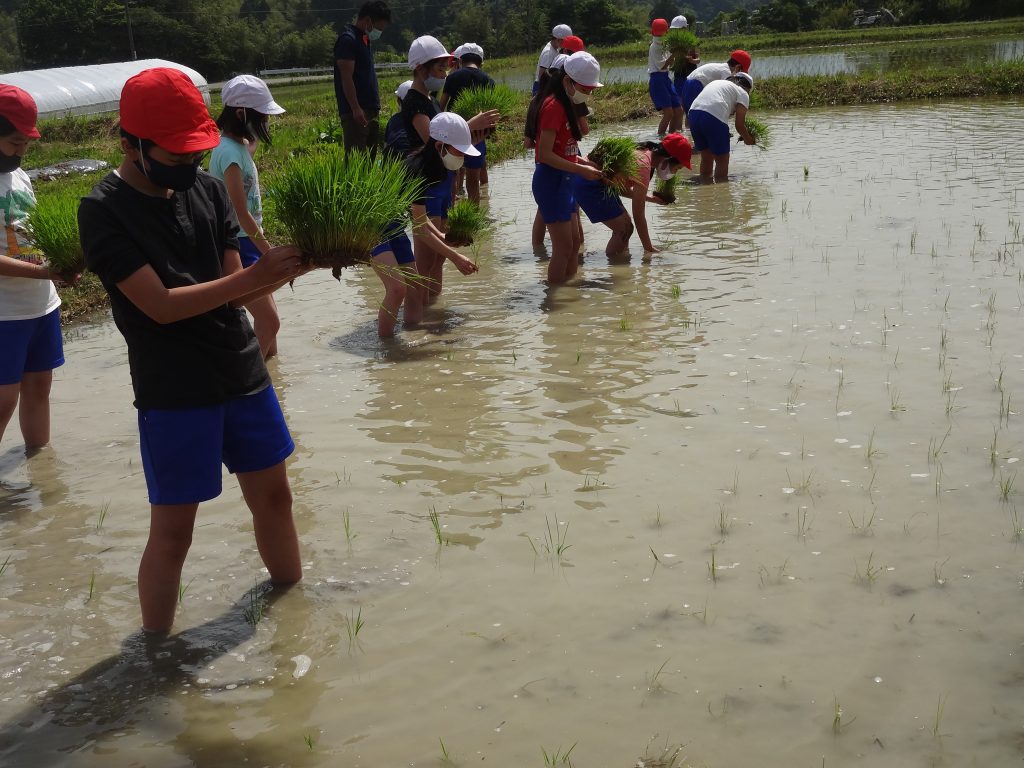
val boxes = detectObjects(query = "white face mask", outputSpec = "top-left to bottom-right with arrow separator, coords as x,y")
656,162 -> 676,181
568,81 -> 589,104
440,147 -> 464,171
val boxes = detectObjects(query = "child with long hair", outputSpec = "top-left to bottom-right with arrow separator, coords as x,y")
209,75 -> 285,359
526,52 -> 604,284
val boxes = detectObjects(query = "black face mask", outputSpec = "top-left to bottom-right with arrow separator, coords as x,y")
0,149 -> 22,173
135,145 -> 200,192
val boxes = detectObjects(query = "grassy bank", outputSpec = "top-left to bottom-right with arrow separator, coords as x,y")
27,55 -> 1022,323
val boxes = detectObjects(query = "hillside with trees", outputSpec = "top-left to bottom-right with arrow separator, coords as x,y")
0,0 -> 1017,79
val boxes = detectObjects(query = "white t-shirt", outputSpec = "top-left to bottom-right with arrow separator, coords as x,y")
687,62 -> 732,86
648,39 -> 670,74
536,42 -> 557,81
689,79 -> 750,124
0,168 -> 60,321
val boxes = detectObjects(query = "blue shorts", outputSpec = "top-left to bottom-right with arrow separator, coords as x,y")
371,228 -> 415,265
532,81 -> 540,95
532,163 -> 576,224
424,170 -> 455,219
0,308 -> 64,385
681,78 -> 704,112
573,175 -> 626,224
673,72 -> 686,100
138,384 -> 294,505
463,141 -> 486,170
238,236 -> 261,268
688,109 -> 731,155
649,71 -> 680,110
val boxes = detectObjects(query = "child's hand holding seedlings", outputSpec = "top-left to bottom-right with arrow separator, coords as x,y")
253,244 -> 304,283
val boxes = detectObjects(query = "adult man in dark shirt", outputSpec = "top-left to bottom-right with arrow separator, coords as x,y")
78,68 -> 306,634
333,0 -> 391,153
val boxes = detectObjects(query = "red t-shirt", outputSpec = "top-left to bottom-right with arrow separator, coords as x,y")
534,96 -> 579,164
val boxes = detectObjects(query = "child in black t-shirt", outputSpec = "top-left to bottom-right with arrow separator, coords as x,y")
78,68 -> 307,634
440,43 -> 495,204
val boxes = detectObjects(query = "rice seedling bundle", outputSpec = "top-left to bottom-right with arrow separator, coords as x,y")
663,29 -> 700,58
652,173 -> 678,204
445,199 -> 488,246
267,147 -> 422,272
588,137 -> 640,195
450,84 -> 522,124
744,117 -> 773,150
27,190 -> 84,274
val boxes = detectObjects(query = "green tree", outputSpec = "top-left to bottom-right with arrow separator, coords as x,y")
649,0 -> 681,24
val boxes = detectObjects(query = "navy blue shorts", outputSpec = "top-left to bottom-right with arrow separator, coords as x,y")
463,140 -> 486,170
238,236 -> 261,268
425,170 -> 455,219
649,71 -> 680,110
681,79 -> 704,112
689,109 -> 731,155
138,384 -> 294,505
573,175 -> 626,224
673,72 -> 686,101
532,163 -> 576,224
371,228 -> 415,265
532,81 -> 540,95
0,308 -> 64,385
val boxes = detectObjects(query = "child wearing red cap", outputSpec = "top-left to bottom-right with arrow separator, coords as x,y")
78,68 -> 307,633
0,85 -> 70,456
648,19 -> 682,136
573,133 -> 692,256
681,50 -> 751,124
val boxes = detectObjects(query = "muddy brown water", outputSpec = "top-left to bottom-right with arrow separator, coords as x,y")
2,99 -> 1024,767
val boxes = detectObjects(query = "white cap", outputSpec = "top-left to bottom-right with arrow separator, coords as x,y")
549,53 -> 569,71
459,42 -> 484,60
563,51 -> 602,88
552,24 -> 572,39
220,74 -> 285,115
408,35 -> 451,69
731,71 -> 754,88
670,15 -> 689,28
395,80 -> 412,101
429,112 -> 481,156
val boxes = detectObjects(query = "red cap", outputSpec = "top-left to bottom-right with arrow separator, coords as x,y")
662,132 -> 692,169
119,68 -> 219,154
651,18 -> 669,36
0,85 -> 41,139
730,49 -> 752,73
561,35 -> 585,53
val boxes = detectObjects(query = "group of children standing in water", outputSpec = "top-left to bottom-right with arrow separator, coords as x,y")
0,20 -> 759,632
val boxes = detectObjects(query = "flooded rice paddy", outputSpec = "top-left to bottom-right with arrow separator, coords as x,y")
2,99 -> 1024,767
494,37 -> 1024,87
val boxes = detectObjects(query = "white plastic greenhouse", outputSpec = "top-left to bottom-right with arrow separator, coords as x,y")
0,59 -> 210,120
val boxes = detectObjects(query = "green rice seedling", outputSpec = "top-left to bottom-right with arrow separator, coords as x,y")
717,505 -> 732,536
682,598 -> 709,624
933,556 -> 950,587
999,471 -> 1016,502
94,500 -> 110,532
445,199 -> 487,247
933,695 -> 949,738
927,427 -> 950,465
27,190 -> 85,274
853,552 -> 882,587
1008,506 -> 1023,541
439,737 -> 455,765
528,513 -> 571,561
743,116 -> 772,150
342,508 -> 357,543
864,428 -> 880,462
803,166 -> 810,179
999,391 -> 1012,425
662,28 -> 700,60
889,387 -> 905,413
428,506 -> 446,546
795,506 -> 813,537
267,147 -> 423,276
644,658 -> 673,697
910,228 -> 918,252
847,508 -> 875,536
652,172 -> 678,204
758,559 -> 790,587
635,740 -> 684,768
450,83 -> 522,123
243,580 -> 267,626
0,554 -> 10,579
588,136 -> 639,195
669,284 -> 681,299
87,571 -> 96,603
345,606 -> 364,650
989,428 -> 1000,468
177,576 -> 195,605
541,743 -> 576,767
786,469 -> 815,497
707,546 -> 718,582
832,695 -> 856,734
303,733 -> 316,751
618,312 -> 631,331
